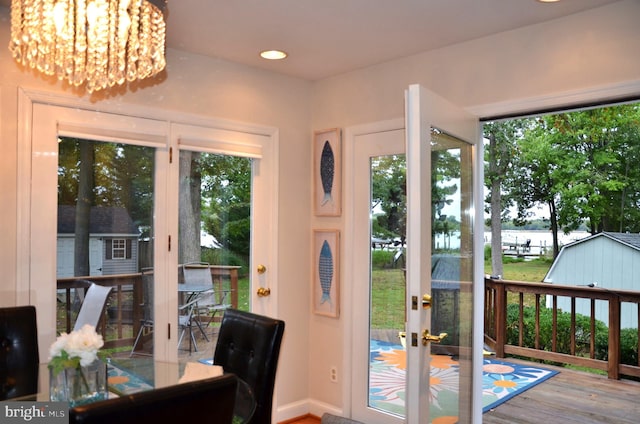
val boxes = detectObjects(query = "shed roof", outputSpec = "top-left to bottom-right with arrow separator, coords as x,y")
58,205 -> 139,235
563,231 -> 640,251
544,231 -> 640,283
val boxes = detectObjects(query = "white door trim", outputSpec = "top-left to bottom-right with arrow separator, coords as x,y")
16,87 -> 279,362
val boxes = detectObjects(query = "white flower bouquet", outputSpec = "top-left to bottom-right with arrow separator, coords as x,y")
48,324 -> 104,376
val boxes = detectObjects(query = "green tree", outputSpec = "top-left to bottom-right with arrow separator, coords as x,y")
507,103 -> 640,259
511,120 -> 563,257
551,105 -> 640,234
371,155 -> 406,243
483,120 -> 524,275
431,146 -> 461,252
200,154 -> 252,261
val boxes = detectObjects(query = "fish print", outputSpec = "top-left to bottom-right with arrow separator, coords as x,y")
318,240 -> 333,304
320,140 -> 334,206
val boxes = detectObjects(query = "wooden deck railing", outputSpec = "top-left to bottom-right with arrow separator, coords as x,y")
57,266 -> 240,350
484,277 -> 640,380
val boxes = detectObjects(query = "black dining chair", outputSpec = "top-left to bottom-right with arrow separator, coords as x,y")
70,373 -> 238,424
0,305 -> 40,400
213,309 -> 285,424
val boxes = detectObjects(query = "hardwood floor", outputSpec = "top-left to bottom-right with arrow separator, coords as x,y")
281,416 -> 320,424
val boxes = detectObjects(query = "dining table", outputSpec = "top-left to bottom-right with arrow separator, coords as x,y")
9,357 -> 255,424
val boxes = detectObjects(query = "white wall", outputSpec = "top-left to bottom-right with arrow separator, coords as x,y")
2,0 -> 640,420
0,6 -> 312,420
308,0 -> 640,415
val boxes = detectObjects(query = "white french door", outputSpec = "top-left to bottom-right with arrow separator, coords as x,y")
404,84 -> 480,423
350,85 -> 481,423
19,92 -> 277,363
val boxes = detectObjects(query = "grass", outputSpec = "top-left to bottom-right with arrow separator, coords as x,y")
492,257 -> 554,282
371,269 -> 405,330
369,254 -> 554,330
485,257 -> 553,307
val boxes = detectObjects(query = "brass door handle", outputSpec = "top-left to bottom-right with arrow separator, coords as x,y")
257,264 -> 267,274
422,294 -> 432,309
257,287 -> 271,297
422,330 -> 447,346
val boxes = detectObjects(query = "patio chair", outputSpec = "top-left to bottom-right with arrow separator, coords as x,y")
213,309 -> 285,424
183,262 -> 232,336
177,296 -> 202,352
0,305 -> 39,400
73,282 -> 113,332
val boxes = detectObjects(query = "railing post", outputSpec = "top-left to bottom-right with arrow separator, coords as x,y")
608,295 -> 621,379
495,282 -> 506,358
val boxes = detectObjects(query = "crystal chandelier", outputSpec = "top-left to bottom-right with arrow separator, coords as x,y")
9,0 -> 166,93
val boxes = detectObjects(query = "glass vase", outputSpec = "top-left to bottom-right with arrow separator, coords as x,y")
49,359 -> 108,406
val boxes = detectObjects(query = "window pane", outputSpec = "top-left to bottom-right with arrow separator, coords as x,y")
177,151 -> 251,360
57,138 -> 155,356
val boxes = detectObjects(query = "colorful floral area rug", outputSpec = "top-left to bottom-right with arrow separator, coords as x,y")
370,339 -> 559,422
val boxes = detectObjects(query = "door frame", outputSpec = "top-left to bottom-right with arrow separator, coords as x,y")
344,112 -> 484,422
345,118 -> 406,424
15,87 -> 279,362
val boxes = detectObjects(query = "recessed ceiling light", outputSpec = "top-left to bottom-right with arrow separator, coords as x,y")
260,50 -> 288,60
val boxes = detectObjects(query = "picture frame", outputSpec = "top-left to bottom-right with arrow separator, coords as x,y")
314,128 -> 342,216
312,229 -> 340,317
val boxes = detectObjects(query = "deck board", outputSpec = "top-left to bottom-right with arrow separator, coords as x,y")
483,358 -> 640,424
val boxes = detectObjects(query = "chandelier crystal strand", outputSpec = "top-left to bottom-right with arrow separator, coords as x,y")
114,0 -> 131,86
126,0 -> 140,82
9,0 -> 166,92
137,1 -> 152,78
36,0 -> 53,74
72,0 -> 87,86
150,3 -> 165,75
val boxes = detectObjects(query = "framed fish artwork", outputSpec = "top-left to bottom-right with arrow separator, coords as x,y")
313,229 -> 340,317
314,128 -> 342,216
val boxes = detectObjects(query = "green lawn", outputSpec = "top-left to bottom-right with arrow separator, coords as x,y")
490,257 -> 553,282
368,256 -> 553,330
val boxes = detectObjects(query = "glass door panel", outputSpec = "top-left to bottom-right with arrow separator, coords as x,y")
429,128 -> 474,421
404,84 -> 479,423
177,151 -> 252,360
57,137 -> 156,359
365,132 -> 475,422
368,154 -> 407,418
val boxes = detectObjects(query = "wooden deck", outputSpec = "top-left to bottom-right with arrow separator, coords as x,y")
483,358 -> 640,424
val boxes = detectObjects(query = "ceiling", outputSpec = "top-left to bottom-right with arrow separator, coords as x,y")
1,0 -> 622,80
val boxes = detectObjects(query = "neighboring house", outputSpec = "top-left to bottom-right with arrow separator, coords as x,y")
57,206 -> 140,277
543,232 -> 640,329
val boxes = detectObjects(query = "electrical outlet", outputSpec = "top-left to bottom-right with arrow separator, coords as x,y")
330,366 -> 338,383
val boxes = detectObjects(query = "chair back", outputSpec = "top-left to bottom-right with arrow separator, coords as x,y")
182,262 -> 213,286
214,309 -> 285,424
70,373 -> 238,424
0,306 -> 39,400
73,283 -> 113,332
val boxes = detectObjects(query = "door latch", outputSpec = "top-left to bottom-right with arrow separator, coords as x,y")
422,330 -> 447,346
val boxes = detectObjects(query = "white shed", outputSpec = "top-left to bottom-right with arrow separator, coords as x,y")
543,232 -> 640,329
57,206 -> 140,278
